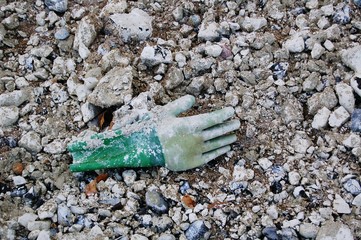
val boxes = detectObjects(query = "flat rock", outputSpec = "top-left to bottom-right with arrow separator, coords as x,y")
335,82 -> 355,113
307,87 -> 338,115
88,66 -> 133,108
329,106 -> 350,128
299,223 -> 319,238
316,221 -> 353,240
81,102 -> 102,123
284,36 -> 305,53
18,213 -> 38,228
145,190 -> 169,214
45,0 -> 68,13
110,8 -> 152,42
19,131 -> 42,153
333,194 -> 351,214
312,107 -> 331,129
341,45 -> 361,73
0,106 -> 19,127
0,89 -> 31,107
140,46 -> 172,67
198,21 -> 220,41
240,17 -> 267,32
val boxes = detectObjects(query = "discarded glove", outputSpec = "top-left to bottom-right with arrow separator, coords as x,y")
68,95 -> 240,172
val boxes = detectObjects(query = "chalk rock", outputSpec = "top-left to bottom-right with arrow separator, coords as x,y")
165,67 -> 184,90
88,67 -> 133,108
343,133 -> 361,148
341,45 -> 361,73
45,0 -> 68,13
350,75 -> 361,98
329,106 -> 350,128
141,46 -> 172,67
311,42 -> 325,59
19,131 -> 42,153
205,44 -> 222,57
110,8 -> 152,42
284,36 -> 305,53
0,106 -> 19,127
198,21 -> 220,41
333,194 -> 351,214
81,102 -> 102,123
312,107 -> 331,129
240,17 -> 267,32
0,89 -> 31,107
299,223 -> 319,239
307,87 -> 338,115
291,132 -> 312,154
30,46 -> 53,58
74,16 -> 99,59
18,213 -> 38,228
316,221 -> 353,240
101,0 -> 127,16
335,82 -> 355,113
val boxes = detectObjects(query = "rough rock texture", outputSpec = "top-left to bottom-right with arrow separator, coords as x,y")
1,1 -> 361,240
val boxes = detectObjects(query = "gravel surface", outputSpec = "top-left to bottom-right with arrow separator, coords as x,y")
1,0 -> 361,239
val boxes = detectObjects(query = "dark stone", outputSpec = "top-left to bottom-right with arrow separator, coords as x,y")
351,109 -> 361,132
354,0 -> 361,8
270,181 -> 282,194
145,190 -> 169,214
262,227 -> 280,240
185,220 -> 209,240
45,0 -> 68,13
333,5 -> 351,25
10,185 -> 27,197
270,62 -> 288,80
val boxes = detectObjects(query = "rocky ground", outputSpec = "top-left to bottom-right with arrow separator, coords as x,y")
1,0 -> 361,239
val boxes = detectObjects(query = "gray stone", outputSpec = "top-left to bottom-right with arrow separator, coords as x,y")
0,89 -> 31,107
316,221 -> 353,240
88,67 -> 133,108
333,194 -> 351,214
291,132 -> 311,154
198,21 -> 220,41
54,27 -> 69,40
122,169 -> 137,186
352,193 -> 361,206
37,230 -> 51,240
351,109 -> 361,132
0,23 -> 6,41
2,14 -> 19,30
190,58 -> 215,74
145,190 -> 169,214
240,17 -> 267,32
140,46 -> 172,67
110,8 -> 152,42
57,204 -> 72,226
329,106 -> 350,128
312,107 -> 331,129
185,220 -> 209,240
18,213 -> 38,228
45,0 -> 68,13
81,102 -> 102,123
311,42 -> 325,59
299,223 -> 319,239
43,140 -> 66,154
31,46 -> 54,58
303,72 -> 320,92
204,44 -> 222,57
355,0 -> 361,7
0,106 -> 19,127
335,82 -> 355,113
27,221 -> 51,231
284,36 -> 305,53
343,179 -> 361,195
73,16 -> 98,58
12,176 -> 27,186
159,233 -> 176,240
165,67 -> 184,90
341,45 -> 361,74
307,87 -> 338,115
288,171 -> 301,185
37,200 -> 57,219
281,96 -> 304,124
186,76 -> 206,96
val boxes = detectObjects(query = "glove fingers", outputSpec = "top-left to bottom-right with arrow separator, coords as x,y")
202,145 -> 231,164
188,107 -> 235,130
163,95 -> 195,116
203,134 -> 237,153
201,119 -> 240,141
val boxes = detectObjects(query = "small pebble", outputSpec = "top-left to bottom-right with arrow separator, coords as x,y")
185,220 -> 209,240
54,28 -> 69,40
262,227 -> 279,240
145,190 -> 169,214
343,179 -> 361,195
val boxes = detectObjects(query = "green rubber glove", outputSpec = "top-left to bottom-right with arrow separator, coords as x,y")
68,95 -> 240,172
